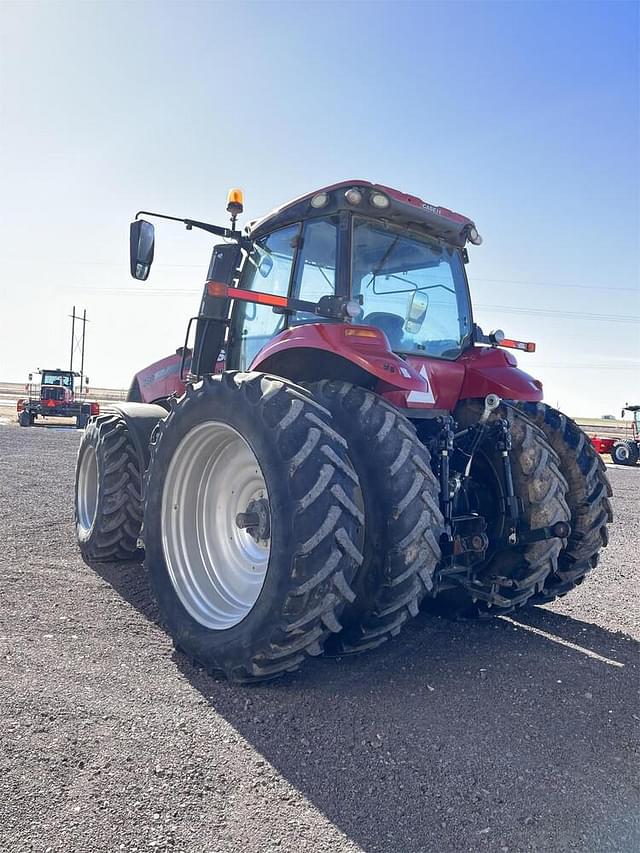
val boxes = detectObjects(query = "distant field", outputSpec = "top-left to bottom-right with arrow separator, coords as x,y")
575,417 -> 626,427
0,381 -> 127,401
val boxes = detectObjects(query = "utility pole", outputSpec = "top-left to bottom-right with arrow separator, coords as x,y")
69,307 -> 89,388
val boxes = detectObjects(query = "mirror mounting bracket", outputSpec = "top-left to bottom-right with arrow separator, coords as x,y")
135,210 -> 252,249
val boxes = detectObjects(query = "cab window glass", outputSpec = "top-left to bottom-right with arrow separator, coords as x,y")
352,218 -> 471,358
236,224 -> 299,370
291,216 -> 338,323
41,372 -> 73,388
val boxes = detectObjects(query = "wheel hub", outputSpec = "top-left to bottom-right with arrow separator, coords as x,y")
236,497 -> 271,542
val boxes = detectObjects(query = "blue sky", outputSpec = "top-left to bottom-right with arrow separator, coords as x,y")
1,0 -> 638,415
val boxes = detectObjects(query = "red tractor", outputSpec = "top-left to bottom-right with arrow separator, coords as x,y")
74,182 -> 612,682
591,404 -> 640,465
17,369 -> 99,428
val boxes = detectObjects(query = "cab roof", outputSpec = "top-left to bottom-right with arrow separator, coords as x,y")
247,180 -> 478,248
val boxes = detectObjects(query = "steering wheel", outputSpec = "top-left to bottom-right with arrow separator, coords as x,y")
362,312 -> 405,349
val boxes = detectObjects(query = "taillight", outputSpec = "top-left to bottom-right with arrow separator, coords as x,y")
90,402 -> 100,416
16,399 -> 24,411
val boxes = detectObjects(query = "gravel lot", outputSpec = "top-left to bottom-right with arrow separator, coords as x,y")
1,423 -> 638,853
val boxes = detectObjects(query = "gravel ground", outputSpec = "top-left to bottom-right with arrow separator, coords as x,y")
1,423 -> 638,853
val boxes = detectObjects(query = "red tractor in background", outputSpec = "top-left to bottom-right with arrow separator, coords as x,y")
591,404 -> 640,466
17,369 -> 99,429
74,181 -> 612,683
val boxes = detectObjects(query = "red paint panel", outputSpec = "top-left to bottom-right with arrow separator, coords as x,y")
252,323 -> 430,392
134,353 -> 186,403
459,346 -> 543,402
401,356 -> 466,411
590,436 -> 615,454
377,185 -> 472,227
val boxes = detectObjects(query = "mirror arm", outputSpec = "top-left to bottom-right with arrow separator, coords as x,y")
135,210 -> 251,248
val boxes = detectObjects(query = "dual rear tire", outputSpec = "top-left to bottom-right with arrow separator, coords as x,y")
75,413 -> 143,562
516,403 -> 613,602
142,373 -> 367,681
75,374 -> 442,682
427,400 -> 571,618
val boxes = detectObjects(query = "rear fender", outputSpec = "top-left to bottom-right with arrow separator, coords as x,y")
459,346 -> 543,402
110,402 -> 168,476
251,323 -> 432,394
128,353 -> 187,404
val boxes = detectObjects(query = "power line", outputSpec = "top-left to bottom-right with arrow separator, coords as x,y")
472,276 -> 638,293
475,303 -> 640,324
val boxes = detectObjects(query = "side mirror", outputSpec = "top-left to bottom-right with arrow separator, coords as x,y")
258,255 -> 274,278
28,373 -> 33,382
405,291 -> 429,334
85,376 -> 89,385
130,219 -> 155,281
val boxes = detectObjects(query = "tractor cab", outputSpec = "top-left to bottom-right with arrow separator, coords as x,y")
128,182 -> 537,411
621,404 -> 640,440
230,181 -> 480,369
39,369 -> 77,403
230,189 -> 474,371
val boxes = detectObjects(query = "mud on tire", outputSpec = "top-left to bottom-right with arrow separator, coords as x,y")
310,381 -> 442,654
516,402 -> 613,603
143,372 -> 364,683
75,413 -> 143,562
430,400 -> 571,618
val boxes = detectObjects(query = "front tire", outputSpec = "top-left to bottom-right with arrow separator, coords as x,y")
143,372 -> 364,683
75,413 -> 143,562
310,381 -> 442,654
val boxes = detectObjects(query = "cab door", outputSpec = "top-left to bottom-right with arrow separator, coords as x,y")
228,215 -> 342,370
228,224 -> 300,371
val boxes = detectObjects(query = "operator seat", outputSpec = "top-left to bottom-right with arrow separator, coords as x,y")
362,312 -> 405,350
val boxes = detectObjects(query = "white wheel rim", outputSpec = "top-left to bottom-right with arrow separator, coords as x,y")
161,421 -> 270,630
616,445 -> 629,461
77,445 -> 98,534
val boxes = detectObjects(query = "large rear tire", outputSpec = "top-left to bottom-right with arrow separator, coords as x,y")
143,372 -> 364,683
75,413 -> 143,562
516,402 -> 613,602
429,400 -> 570,618
310,381 -> 442,654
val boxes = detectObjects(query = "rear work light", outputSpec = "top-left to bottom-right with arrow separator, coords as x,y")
467,226 -> 483,246
370,192 -> 390,209
310,192 -> 329,209
345,188 -> 363,205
